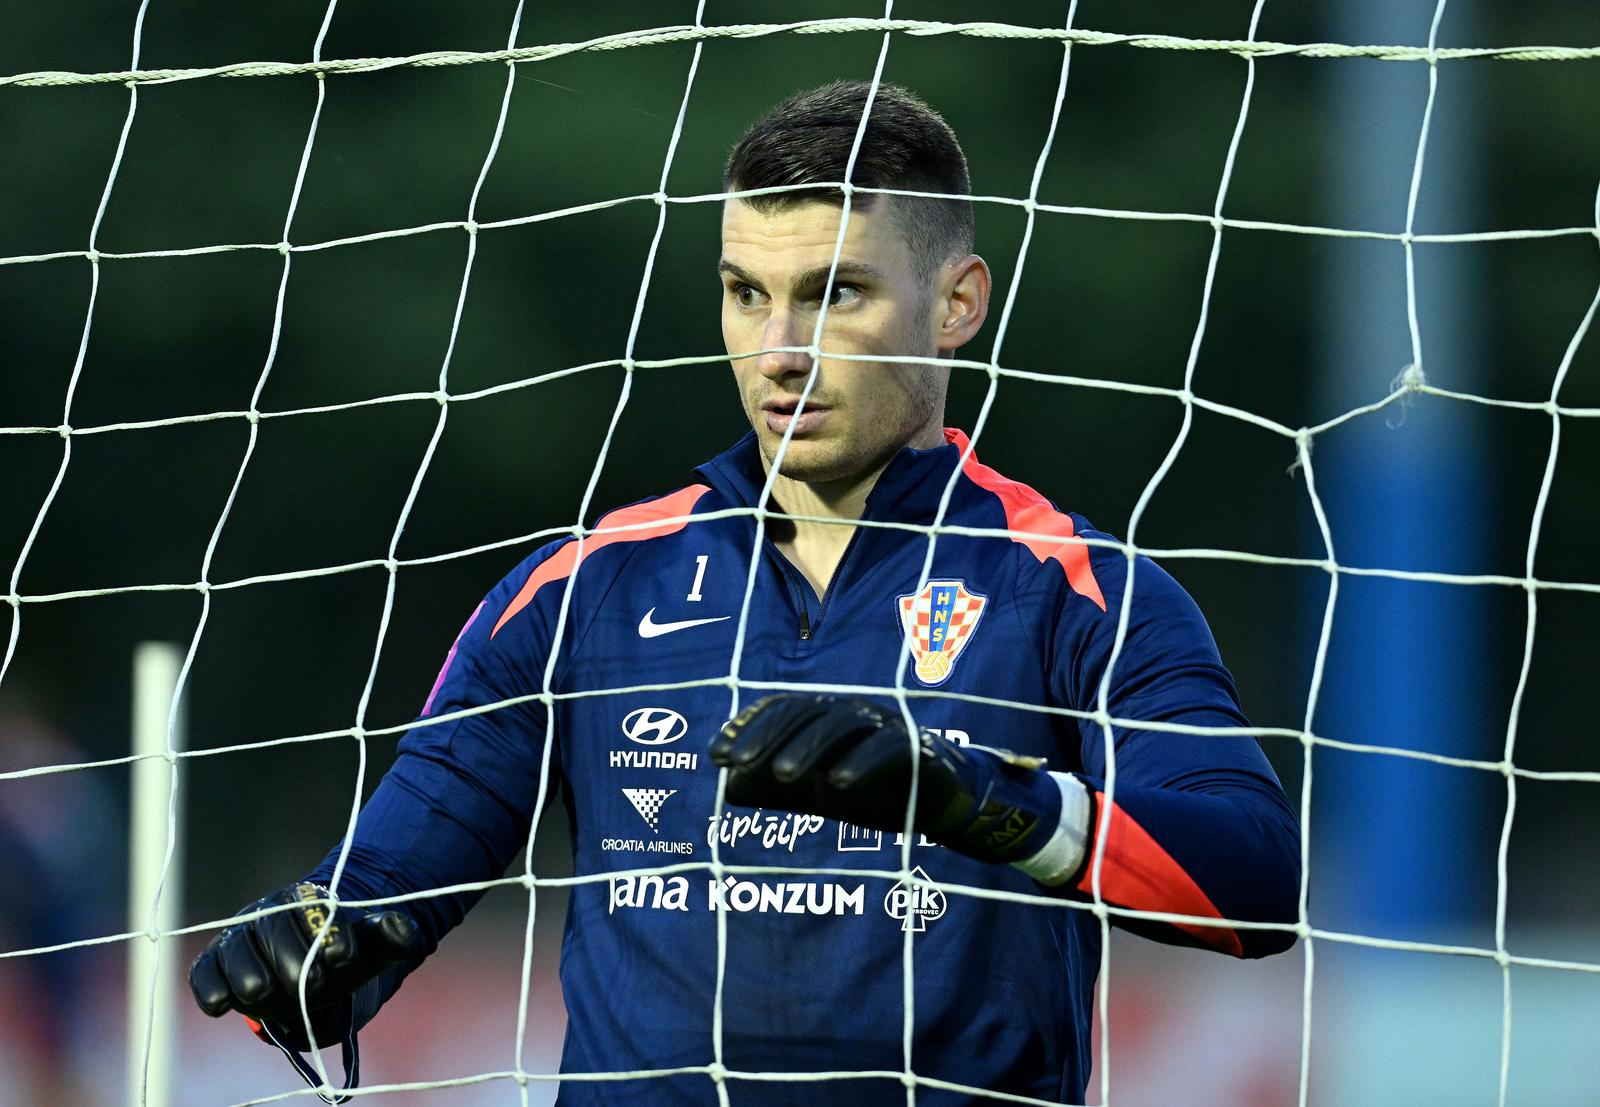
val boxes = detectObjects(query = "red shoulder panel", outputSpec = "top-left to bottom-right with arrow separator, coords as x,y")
489,484 -> 711,639
947,428 -> 1107,612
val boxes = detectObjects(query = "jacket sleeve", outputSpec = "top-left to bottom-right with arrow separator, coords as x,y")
1049,531 -> 1302,958
307,539 -> 573,993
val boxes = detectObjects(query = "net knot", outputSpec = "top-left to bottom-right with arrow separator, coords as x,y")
463,219 -> 479,236
707,1062 -> 727,1084
277,240 -> 292,256
56,423 -> 72,439
85,249 -> 100,264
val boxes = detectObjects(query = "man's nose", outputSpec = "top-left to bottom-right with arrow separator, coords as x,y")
755,310 -> 815,382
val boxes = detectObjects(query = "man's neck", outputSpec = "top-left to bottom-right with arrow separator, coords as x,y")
760,419 -> 945,523
760,421 -> 945,599
768,464 -> 880,526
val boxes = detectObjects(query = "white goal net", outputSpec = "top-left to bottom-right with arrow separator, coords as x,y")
2,4 -> 1598,1105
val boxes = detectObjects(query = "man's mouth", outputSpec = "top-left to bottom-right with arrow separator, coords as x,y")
760,397 -> 832,436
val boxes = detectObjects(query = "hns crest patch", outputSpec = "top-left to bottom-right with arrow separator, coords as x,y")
897,580 -> 987,685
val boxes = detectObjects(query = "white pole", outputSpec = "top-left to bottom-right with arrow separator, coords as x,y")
127,641 -> 184,1107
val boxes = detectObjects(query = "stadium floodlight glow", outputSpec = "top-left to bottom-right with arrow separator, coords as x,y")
3,6 -> 1600,1107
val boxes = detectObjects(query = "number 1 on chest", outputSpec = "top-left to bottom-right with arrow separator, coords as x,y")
687,554 -> 709,602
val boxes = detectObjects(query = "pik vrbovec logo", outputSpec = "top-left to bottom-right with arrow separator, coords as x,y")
884,866 -> 947,932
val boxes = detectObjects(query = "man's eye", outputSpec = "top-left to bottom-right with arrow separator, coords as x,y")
826,284 -> 860,308
733,284 -> 763,308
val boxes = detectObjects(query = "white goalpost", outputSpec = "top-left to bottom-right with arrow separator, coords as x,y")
2,6 -> 1599,1107
127,641 -> 185,1107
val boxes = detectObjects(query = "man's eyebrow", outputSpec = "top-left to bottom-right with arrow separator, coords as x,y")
717,259 -> 760,287
716,258 -> 887,289
792,261 -> 886,288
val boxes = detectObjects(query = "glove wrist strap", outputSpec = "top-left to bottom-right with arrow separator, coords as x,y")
1011,772 -> 1091,887
256,1013 -> 360,1105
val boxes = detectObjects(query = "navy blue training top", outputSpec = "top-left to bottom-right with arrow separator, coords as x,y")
310,428 -> 1300,1105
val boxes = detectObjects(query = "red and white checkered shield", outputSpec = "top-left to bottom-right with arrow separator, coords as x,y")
896,580 -> 987,685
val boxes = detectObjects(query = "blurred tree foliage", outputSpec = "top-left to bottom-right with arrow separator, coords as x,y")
1,2 -> 1595,935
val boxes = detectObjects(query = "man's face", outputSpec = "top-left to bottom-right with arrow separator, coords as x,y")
720,198 -> 947,484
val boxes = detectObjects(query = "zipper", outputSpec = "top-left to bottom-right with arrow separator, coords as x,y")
765,523 -> 865,642
783,561 -> 813,641
812,525 -> 864,635
763,545 -> 814,641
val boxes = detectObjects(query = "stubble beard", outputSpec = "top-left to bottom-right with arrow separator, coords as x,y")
758,360 -> 945,485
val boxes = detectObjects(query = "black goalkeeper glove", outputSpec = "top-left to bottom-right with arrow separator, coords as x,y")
189,882 -> 421,1103
709,693 -> 1089,875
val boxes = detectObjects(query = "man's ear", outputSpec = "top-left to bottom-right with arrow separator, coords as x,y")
936,254 -> 991,353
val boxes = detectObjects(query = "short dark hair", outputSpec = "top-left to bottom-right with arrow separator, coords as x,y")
723,80 -> 973,279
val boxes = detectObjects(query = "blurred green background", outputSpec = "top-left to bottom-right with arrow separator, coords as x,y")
2,2 -> 1598,1103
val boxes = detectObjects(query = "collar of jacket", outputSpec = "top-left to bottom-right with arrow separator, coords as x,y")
693,426 -> 974,528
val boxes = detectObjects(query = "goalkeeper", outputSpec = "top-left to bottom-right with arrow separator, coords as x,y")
190,81 -> 1301,1105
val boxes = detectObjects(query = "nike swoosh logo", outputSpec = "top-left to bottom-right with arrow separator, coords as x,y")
637,608 -> 732,638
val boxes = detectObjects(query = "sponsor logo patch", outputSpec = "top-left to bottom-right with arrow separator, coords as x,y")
606,874 -> 864,916
609,874 -> 691,914
884,866 -> 947,932
623,787 -> 676,832
708,809 -> 826,852
712,877 -> 865,916
897,581 -> 986,685
837,823 -> 884,852
621,707 -> 689,746
600,837 -> 695,856
838,824 -> 937,851
610,749 -> 698,771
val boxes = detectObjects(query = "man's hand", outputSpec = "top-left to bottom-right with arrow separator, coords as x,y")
188,882 -> 420,1050
708,694 -> 1086,874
